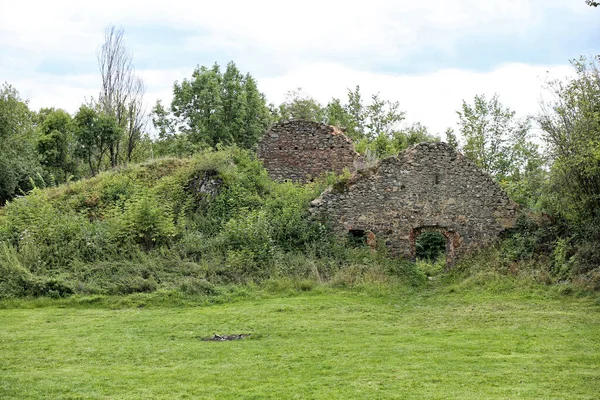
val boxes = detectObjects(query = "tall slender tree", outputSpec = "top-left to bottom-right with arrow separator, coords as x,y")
97,25 -> 146,165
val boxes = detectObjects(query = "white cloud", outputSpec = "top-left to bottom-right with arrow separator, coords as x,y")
10,73 -> 99,113
1,0 -> 587,65
259,61 -> 574,135
0,0 -> 588,140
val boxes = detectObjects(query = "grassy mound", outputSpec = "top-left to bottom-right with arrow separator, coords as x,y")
0,147 -> 423,298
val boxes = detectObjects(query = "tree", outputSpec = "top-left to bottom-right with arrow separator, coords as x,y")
221,61 -> 246,143
73,105 -> 121,176
151,100 -> 175,139
164,62 -> 270,150
457,93 -> 535,181
395,122 -> 437,149
365,93 -> 405,140
345,86 -> 366,140
171,63 -> 225,147
277,88 -> 325,122
97,25 -> 146,165
36,108 -> 78,183
445,127 -> 459,149
537,56 -> 600,221
355,122 -> 439,158
123,77 -> 146,162
586,1 -> 599,7
0,83 -> 42,204
240,73 -> 271,149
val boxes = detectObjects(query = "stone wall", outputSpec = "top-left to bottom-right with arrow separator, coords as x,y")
310,142 -> 519,264
258,120 -> 359,183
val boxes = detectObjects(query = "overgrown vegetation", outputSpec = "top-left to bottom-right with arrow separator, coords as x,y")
0,147 -> 427,298
0,22 -> 599,298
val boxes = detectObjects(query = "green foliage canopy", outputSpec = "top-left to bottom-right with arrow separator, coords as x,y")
538,56 -> 600,223
165,62 -> 271,150
0,83 -> 43,205
73,105 -> 122,176
36,108 -> 79,183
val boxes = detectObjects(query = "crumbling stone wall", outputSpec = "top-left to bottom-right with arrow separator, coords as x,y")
258,120 -> 359,183
310,142 -> 519,264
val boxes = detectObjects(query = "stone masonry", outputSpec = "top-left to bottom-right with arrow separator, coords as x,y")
309,142 -> 519,265
258,120 -> 360,183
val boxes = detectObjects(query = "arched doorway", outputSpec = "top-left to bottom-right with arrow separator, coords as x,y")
409,226 -> 461,266
415,231 -> 446,261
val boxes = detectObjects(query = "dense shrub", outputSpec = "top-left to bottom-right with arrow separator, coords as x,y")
415,232 -> 446,261
116,190 -> 176,251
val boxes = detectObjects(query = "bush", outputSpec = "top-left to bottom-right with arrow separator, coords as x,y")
115,190 -> 176,251
415,232 -> 446,261
178,277 -> 221,296
113,276 -> 158,295
0,243 -> 73,298
0,243 -> 34,298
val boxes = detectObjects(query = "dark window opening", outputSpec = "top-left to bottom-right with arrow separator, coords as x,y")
348,229 -> 367,247
415,231 -> 446,261
434,173 -> 440,185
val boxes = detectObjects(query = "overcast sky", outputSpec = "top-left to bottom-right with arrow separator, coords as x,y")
1,0 -> 598,136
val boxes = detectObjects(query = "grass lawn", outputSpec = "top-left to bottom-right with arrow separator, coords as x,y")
1,286 -> 599,399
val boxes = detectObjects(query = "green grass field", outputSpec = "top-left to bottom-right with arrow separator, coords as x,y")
1,286 -> 599,399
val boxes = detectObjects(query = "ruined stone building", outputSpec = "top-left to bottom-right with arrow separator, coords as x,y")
310,142 -> 519,264
258,120 -> 360,183
258,120 -> 519,264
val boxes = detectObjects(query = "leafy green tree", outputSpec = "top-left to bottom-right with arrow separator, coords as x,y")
366,93 -> 406,140
151,99 -> 198,157
36,108 -> 78,183
345,85 -> 367,140
166,62 -> 270,150
73,105 -> 121,176
277,88 -> 325,122
325,98 -> 351,128
586,1 -> 598,7
221,62 -> 246,144
356,122 -> 439,158
171,63 -> 224,147
151,100 -> 175,139
240,73 -> 271,149
457,93 -> 536,182
445,127 -> 459,149
0,83 -> 43,204
537,56 -> 600,221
